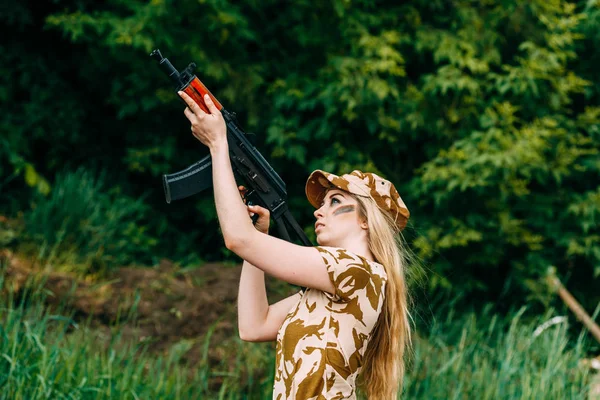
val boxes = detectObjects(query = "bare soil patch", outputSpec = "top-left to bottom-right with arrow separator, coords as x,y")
1,249 -> 295,367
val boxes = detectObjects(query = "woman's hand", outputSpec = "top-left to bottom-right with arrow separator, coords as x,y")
239,186 -> 270,234
179,91 -> 227,152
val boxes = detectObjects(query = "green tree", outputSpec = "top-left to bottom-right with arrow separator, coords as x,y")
0,0 -> 597,310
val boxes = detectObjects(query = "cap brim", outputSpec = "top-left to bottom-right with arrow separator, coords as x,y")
305,170 -> 336,209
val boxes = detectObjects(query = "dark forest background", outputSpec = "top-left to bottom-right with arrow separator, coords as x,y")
1,1 -> 600,398
1,0 -> 599,339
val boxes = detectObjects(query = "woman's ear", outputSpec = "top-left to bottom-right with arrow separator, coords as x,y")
360,218 -> 368,230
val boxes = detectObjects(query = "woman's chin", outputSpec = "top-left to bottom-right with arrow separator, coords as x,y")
315,235 -> 332,247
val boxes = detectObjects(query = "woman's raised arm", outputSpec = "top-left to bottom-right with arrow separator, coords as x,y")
179,91 -> 334,293
210,143 -> 334,293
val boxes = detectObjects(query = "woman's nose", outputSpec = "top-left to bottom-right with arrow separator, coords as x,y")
314,207 -> 323,218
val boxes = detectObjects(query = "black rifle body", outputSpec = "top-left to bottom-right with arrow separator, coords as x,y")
150,49 -> 311,247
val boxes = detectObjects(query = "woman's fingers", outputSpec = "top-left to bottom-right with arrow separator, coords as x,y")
248,204 -> 270,233
178,91 -> 206,118
183,107 -> 196,123
238,186 -> 248,203
203,94 -> 221,115
248,204 -> 270,217
237,187 -> 270,223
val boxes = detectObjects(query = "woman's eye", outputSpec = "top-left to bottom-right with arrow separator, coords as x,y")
330,198 -> 340,205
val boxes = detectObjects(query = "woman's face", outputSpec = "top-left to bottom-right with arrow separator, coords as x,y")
313,189 -> 367,246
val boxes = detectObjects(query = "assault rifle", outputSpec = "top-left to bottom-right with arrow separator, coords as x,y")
150,49 -> 311,247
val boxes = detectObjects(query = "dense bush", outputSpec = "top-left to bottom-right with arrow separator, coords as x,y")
0,0 -> 598,309
23,168 -> 157,272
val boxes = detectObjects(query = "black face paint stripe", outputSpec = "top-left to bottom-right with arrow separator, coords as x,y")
333,205 -> 355,216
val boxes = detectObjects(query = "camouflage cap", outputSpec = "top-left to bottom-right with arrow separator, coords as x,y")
305,170 -> 410,231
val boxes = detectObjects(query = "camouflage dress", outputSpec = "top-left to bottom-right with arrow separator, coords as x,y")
273,246 -> 387,400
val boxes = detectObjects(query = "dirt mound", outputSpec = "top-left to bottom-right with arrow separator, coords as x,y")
1,250 -> 295,364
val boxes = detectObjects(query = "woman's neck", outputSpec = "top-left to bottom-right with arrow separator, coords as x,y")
336,235 -> 374,262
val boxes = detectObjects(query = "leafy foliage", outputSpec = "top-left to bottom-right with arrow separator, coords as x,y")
0,0 -> 598,309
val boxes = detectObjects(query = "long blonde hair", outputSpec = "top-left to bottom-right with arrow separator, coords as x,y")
355,194 -> 412,399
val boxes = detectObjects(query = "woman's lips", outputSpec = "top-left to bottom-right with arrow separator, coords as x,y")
315,222 -> 324,231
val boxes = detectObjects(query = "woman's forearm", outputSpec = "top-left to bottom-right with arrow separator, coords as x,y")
237,260 -> 269,339
178,91 -> 254,248
209,143 -> 256,248
210,143 -> 270,337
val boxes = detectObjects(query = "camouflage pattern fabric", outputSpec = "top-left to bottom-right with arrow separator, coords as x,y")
273,247 -> 387,399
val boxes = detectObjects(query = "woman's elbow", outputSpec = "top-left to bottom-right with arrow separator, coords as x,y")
239,324 -> 274,342
239,330 -> 256,342
224,232 -> 251,254
225,238 -> 245,256
224,236 -> 238,252
238,328 -> 262,342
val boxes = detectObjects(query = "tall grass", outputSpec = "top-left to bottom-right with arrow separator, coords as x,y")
22,167 -> 157,272
405,305 -> 593,399
0,275 -> 275,400
0,276 -> 594,399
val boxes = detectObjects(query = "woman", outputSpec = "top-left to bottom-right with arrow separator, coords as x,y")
179,91 -> 411,399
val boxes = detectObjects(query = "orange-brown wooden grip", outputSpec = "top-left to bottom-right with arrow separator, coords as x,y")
182,77 -> 223,114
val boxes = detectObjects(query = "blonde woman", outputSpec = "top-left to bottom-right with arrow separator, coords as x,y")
179,91 -> 411,399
